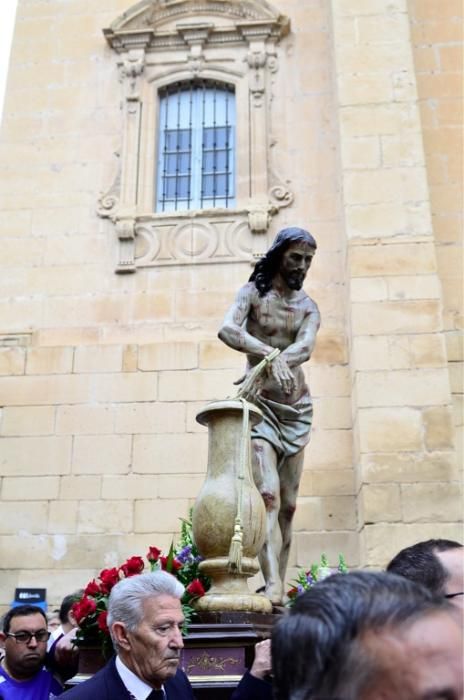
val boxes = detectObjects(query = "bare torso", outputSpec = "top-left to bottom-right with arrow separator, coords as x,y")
245,286 -> 317,402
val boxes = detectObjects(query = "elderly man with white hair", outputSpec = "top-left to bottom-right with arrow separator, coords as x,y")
61,570 -> 193,700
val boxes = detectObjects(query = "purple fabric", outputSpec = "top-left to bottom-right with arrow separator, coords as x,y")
0,666 -> 63,699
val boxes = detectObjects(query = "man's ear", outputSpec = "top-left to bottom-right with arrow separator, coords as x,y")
0,631 -> 7,648
111,622 -> 131,651
68,610 -> 77,627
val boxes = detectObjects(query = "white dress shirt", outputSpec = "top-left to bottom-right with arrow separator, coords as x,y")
116,655 -> 166,699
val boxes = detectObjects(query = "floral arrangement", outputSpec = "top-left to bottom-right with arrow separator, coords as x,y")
71,516 -> 210,657
286,553 -> 348,605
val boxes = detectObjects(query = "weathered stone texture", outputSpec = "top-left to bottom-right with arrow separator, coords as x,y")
0,436 -> 72,476
360,483 -> 403,524
72,435 -> 132,475
1,406 -> 55,436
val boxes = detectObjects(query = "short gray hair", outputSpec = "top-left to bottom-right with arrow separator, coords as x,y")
108,571 -> 184,647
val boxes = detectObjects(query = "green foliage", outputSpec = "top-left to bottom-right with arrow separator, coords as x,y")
286,553 -> 348,606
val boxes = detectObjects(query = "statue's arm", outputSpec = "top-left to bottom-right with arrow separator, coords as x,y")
281,301 -> 321,368
218,284 -> 274,359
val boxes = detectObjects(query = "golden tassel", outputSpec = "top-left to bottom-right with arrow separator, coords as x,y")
228,515 -> 244,573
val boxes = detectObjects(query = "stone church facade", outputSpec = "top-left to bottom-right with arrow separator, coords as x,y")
0,0 -> 462,611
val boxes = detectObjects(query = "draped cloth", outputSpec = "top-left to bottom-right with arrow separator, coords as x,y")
251,390 -> 313,465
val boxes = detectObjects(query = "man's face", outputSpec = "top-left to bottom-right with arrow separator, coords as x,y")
437,548 -> 464,608
359,610 -> 464,700
118,595 -> 184,689
0,612 -> 48,680
279,242 -> 315,290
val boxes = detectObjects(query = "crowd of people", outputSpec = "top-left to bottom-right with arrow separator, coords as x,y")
0,538 -> 462,700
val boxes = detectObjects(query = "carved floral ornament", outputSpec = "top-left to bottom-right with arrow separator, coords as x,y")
99,0 -> 294,272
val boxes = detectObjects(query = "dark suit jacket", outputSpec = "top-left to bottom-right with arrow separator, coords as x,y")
230,671 -> 273,700
60,656 -> 195,699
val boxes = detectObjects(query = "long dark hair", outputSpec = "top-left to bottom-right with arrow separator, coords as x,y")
249,227 -> 317,297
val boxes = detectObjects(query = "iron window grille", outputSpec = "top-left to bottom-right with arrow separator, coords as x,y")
156,80 -> 236,212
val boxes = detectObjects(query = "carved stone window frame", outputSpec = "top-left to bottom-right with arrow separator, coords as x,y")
99,0 -> 293,272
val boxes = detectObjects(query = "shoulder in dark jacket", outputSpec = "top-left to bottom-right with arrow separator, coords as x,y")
60,657 -> 195,700
231,670 -> 273,700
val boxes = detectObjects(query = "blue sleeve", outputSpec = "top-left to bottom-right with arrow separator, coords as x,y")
51,675 -> 65,695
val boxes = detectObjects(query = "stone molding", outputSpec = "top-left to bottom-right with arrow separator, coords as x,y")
133,210 -> 252,267
99,0 -> 293,272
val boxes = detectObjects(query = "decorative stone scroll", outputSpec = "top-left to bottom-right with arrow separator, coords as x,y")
99,0 -> 294,272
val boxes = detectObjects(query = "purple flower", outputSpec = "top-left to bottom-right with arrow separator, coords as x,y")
176,545 -> 192,564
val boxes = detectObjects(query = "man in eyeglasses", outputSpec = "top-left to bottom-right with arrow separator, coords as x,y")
0,604 -> 63,699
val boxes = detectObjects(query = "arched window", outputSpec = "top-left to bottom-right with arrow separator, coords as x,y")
156,80 -> 235,212
100,0 -> 293,271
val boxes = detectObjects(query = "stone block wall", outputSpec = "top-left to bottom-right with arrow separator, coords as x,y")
330,0 -> 462,567
408,0 -> 463,470
0,0 -> 462,612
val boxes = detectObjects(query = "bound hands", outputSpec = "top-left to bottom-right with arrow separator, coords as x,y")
268,354 -> 294,395
233,371 -> 264,402
234,352 -> 293,400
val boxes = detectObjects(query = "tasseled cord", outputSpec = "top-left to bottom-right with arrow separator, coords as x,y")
228,515 -> 245,573
228,349 -> 281,573
228,398 -> 248,573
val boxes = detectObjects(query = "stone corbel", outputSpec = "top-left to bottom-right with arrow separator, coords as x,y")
115,216 -> 137,273
178,23 -> 213,74
247,201 -> 271,234
177,22 -> 213,47
119,49 -> 146,97
187,50 -> 205,75
246,46 -> 267,106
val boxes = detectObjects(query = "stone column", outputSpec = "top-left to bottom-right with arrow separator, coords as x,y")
330,0 -> 461,566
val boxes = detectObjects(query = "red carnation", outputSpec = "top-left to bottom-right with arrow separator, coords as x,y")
84,579 -> 101,597
120,556 -> 144,577
97,611 -> 109,634
147,546 -> 162,563
72,596 -> 97,624
99,567 -> 120,593
160,556 -> 182,572
186,579 -> 206,598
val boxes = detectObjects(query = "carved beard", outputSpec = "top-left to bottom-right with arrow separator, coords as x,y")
282,269 -> 305,290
